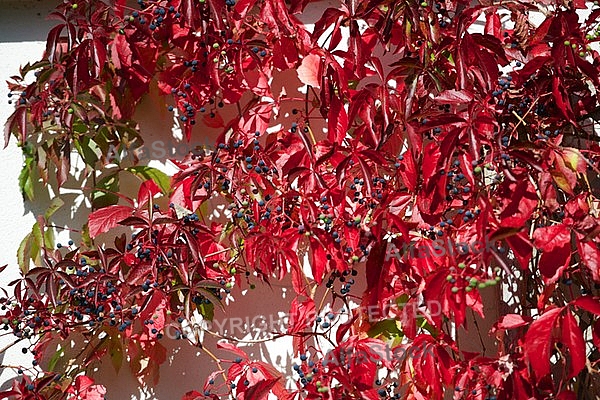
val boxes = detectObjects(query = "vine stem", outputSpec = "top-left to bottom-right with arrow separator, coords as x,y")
199,344 -> 230,394
507,92 -> 550,138
204,248 -> 231,258
470,309 -> 487,355
91,169 -> 97,212
0,338 -> 25,355
0,364 -> 29,370
46,225 -> 81,233
305,86 -> 310,118
306,125 -> 317,146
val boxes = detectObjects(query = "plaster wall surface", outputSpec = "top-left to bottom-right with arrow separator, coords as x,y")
0,0 -> 60,389
0,1 -> 327,398
1,1 -> 594,399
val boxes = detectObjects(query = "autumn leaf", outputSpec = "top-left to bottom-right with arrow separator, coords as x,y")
524,307 -> 562,378
492,314 -> 533,332
533,224 -> 572,282
561,311 -> 586,379
297,53 -> 321,88
88,205 -> 134,238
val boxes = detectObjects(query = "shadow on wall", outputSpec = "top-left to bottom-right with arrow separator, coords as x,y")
0,1 -> 61,43
93,278 -> 301,399
0,1 -> 363,398
0,21 -> 330,400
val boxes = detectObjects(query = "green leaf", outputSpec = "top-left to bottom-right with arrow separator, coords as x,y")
17,234 -> 33,274
32,222 -> 43,252
44,226 -> 54,250
29,221 -> 54,264
115,123 -> 142,144
396,294 -> 410,307
44,227 -> 54,251
367,319 -> 403,340
92,173 -> 120,209
93,125 -> 116,155
47,346 -> 64,372
198,302 -> 214,321
417,317 -> 437,336
44,197 -> 64,220
125,166 -> 171,195
72,122 -> 88,134
81,223 -> 93,248
219,221 -> 235,244
73,136 -> 100,167
18,157 -> 35,201
196,287 -> 225,312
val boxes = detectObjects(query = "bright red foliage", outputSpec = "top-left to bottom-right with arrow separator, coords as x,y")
3,0 -> 600,398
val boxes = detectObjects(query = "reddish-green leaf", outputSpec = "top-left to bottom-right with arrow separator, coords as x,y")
88,205 -> 134,238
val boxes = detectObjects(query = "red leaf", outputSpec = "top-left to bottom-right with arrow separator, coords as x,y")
137,179 -> 161,208
272,35 -> 300,69
484,11 -> 501,38
288,0 -> 312,14
503,231 -> 534,270
524,307 -> 562,378
297,53 -> 321,88
561,312 -> 586,379
499,180 -> 538,228
336,313 -> 358,343
88,205 -> 134,238
181,391 -> 203,400
74,376 -> 95,393
180,0 -> 200,29
123,253 -> 137,267
139,291 -> 167,339
217,342 -> 248,361
434,89 -> 474,104
396,151 -> 417,192
4,107 -> 27,148
493,314 -> 532,331
242,377 -> 280,400
45,24 -> 66,65
287,297 -> 315,334
312,8 -> 347,42
552,76 -> 576,123
91,39 -> 107,78
552,151 -> 577,195
309,237 -> 328,283
202,111 -> 224,128
572,296 -> 600,315
422,142 -> 441,184
593,320 -> 600,350
556,392 -> 577,400
126,263 -> 153,285
111,34 -> 132,69
72,376 -> 107,400
78,384 -> 107,400
533,224 -> 572,282
328,96 -> 348,145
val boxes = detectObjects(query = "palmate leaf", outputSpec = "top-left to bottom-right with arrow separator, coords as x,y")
4,0 -> 600,398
